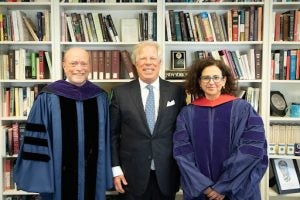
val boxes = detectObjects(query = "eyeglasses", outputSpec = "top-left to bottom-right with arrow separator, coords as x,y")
200,75 -> 223,83
68,61 -> 89,68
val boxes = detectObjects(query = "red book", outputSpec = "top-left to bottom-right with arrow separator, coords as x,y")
105,50 -> 111,79
38,50 -> 45,79
231,9 -> 239,41
111,50 -> 120,79
4,159 -> 11,190
98,50 -> 105,80
91,50 -> 98,80
121,50 -> 136,79
12,122 -> 19,155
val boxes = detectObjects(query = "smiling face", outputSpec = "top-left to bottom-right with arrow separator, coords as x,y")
135,45 -> 161,84
199,65 -> 226,100
63,47 -> 90,87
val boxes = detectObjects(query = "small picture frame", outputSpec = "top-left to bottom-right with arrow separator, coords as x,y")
171,51 -> 186,70
270,158 -> 300,194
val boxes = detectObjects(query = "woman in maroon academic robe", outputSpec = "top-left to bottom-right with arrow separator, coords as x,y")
173,58 -> 268,200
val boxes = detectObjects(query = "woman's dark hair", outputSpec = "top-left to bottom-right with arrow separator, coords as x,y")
185,57 -> 238,98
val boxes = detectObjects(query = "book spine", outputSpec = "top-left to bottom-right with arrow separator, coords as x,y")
121,50 -> 135,79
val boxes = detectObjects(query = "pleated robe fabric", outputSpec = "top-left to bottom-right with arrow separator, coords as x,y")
173,95 -> 268,200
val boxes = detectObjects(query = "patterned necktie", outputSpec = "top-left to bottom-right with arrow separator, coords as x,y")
145,85 -> 155,134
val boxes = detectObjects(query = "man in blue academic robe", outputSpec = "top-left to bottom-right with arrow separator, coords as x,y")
14,47 -> 113,200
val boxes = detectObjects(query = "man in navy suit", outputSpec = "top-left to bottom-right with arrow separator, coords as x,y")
110,41 -> 186,200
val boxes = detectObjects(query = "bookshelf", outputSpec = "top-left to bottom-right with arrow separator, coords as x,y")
0,1 -> 54,200
267,1 -> 300,200
0,1 -> 300,200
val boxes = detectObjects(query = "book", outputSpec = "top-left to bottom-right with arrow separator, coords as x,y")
98,50 -> 105,80
36,11 -> 44,41
91,50 -> 98,79
104,50 -> 111,79
22,15 -> 39,41
107,14 -> 120,42
120,50 -> 135,79
111,50 -> 120,79
121,18 -> 139,42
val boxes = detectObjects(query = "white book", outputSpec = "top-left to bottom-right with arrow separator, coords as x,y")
45,51 -> 52,78
247,48 -> 255,79
148,11 -> 153,41
121,19 -> 139,43
65,14 -> 76,42
43,10 -> 50,41
189,12 -> 198,41
241,54 -> 251,80
16,10 -> 31,41
80,13 -> 89,42
92,12 -> 103,42
165,12 -> 172,41
11,11 -> 20,41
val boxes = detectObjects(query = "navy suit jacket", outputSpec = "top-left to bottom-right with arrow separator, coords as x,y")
110,78 -> 186,196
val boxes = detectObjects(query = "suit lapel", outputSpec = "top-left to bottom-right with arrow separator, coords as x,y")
129,80 -> 151,135
153,79 -> 169,136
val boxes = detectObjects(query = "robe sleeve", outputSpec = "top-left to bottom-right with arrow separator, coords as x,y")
212,100 -> 268,199
14,94 -> 54,193
173,106 -> 214,199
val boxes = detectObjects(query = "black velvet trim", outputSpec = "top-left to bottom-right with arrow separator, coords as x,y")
59,96 -> 78,200
25,123 -> 46,132
21,151 -> 50,162
84,98 -> 99,200
23,136 -> 48,147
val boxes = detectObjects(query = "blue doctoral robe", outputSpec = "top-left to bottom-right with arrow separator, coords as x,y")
173,95 -> 268,200
14,80 -> 113,200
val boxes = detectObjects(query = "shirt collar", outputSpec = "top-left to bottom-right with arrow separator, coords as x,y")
139,77 -> 160,90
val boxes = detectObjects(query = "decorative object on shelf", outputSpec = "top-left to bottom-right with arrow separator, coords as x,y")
171,50 -> 186,70
295,143 -> 300,156
165,70 -> 188,80
270,158 -> 300,194
290,103 -> 300,117
270,91 -> 288,117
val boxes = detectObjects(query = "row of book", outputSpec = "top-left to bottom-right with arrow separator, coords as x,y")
240,86 -> 260,112
60,0 -> 156,2
271,49 -> 300,80
4,158 -> 17,190
86,49 -> 136,80
4,122 -> 23,156
269,124 -> 300,155
0,49 -> 52,80
166,0 -> 263,2
274,10 -> 300,42
194,48 -> 262,80
274,0 -> 300,2
0,0 -> 48,2
0,10 -> 50,42
61,11 -> 157,43
2,84 -> 46,117
165,7 -> 263,42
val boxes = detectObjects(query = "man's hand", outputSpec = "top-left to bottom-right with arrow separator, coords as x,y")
204,187 -> 225,200
113,175 -> 128,193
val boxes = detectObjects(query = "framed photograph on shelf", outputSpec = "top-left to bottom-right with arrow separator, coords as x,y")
270,158 -> 300,194
171,51 -> 186,70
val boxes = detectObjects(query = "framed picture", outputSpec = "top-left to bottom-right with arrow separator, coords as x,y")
270,158 -> 300,194
171,51 -> 186,70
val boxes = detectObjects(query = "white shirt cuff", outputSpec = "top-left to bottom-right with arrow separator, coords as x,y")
112,166 -> 124,177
